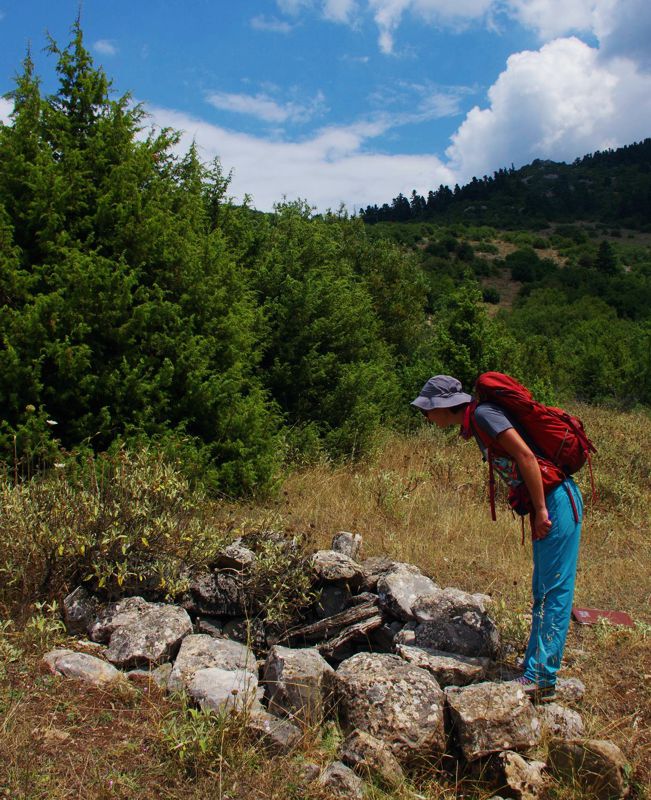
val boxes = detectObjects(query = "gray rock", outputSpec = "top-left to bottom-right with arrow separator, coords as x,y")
188,570 -> 248,617
196,616 -> 224,638
396,644 -> 490,686
43,649 -> 123,686
334,652 -> 447,765
358,557 -> 420,592
263,645 -> 334,726
312,550 -> 362,584
412,587 -> 499,658
88,598 -> 192,668
393,621 -> 417,646
317,761 -> 365,799
497,751 -> 547,799
187,666 -> 259,713
315,585 -> 352,619
555,677 -> 586,703
331,531 -> 363,560
538,703 -> 584,739
214,540 -> 256,570
548,738 -> 630,800
299,761 -> 321,784
446,681 -> 541,761
340,729 -> 405,789
168,634 -> 256,692
63,587 -> 100,635
222,617 -> 266,649
377,567 -> 440,622
246,710 -> 303,755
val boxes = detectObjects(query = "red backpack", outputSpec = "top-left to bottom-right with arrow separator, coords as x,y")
464,372 -> 597,521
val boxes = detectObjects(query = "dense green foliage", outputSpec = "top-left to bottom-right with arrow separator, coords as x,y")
362,140 -> 651,230
1,24 -> 649,494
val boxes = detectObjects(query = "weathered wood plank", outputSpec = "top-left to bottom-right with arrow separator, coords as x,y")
283,600 -> 378,643
317,614 -> 384,659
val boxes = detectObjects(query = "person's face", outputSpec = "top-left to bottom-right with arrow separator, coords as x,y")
423,406 -> 458,428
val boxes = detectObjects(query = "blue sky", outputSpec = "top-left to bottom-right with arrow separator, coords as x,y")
1,1 -> 651,211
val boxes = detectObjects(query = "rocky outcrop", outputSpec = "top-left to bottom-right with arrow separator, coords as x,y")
334,652 -> 446,765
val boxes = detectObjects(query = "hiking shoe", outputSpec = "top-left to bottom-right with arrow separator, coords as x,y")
510,675 -> 556,703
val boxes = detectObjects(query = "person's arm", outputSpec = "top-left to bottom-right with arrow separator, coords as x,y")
495,427 -> 553,540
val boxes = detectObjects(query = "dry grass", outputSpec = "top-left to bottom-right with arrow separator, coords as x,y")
1,402 -> 649,799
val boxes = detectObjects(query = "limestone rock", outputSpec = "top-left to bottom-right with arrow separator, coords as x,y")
340,729 -> 405,789
331,531 -> 363,560
187,570 -> 248,617
88,597 -> 192,668
446,682 -> 541,761
358,557 -> 420,592
311,550 -> 362,584
412,587 -> 499,658
548,738 -> 630,800
377,567 -> 440,622
43,649 -> 123,686
63,586 -> 100,635
263,645 -> 334,725
394,621 -> 417,646
168,634 -> 256,692
334,652 -> 447,765
555,677 -> 586,703
396,644 -> 490,686
196,616 -> 223,638
317,761 -> 365,799
246,710 -> 303,755
222,617 -> 267,650
214,540 -> 256,570
187,666 -> 259,713
314,585 -> 352,619
497,751 -> 547,800
538,703 -> 584,739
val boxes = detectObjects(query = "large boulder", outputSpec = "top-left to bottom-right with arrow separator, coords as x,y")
396,644 -> 490,687
446,682 -> 541,761
334,652 -> 447,765
88,597 -> 192,668
340,729 -> 405,790
311,550 -> 362,584
377,567 -> 440,622
547,738 -> 630,800
43,649 -> 123,686
263,645 -> 335,726
412,587 -> 499,658
167,634 -> 256,692
187,666 -> 259,714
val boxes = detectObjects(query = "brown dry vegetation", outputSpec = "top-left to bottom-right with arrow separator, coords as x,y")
1,403 -> 650,799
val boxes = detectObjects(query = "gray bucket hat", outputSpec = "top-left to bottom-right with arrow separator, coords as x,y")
411,375 -> 472,412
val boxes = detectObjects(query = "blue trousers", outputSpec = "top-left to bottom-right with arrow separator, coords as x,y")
523,478 -> 583,687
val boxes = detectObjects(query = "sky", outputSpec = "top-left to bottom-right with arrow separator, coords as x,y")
1,1 -> 651,212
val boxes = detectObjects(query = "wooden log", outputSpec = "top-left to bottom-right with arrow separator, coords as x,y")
317,614 -> 384,659
283,600 -> 379,644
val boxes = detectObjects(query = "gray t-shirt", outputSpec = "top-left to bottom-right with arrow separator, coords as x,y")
472,403 -> 522,489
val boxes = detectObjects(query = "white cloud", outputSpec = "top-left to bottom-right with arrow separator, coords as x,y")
250,15 -> 294,33
94,39 -> 118,56
323,0 -> 358,23
446,36 -> 651,181
206,90 -> 327,125
146,104 -> 455,212
0,97 -> 13,125
277,0 -> 312,15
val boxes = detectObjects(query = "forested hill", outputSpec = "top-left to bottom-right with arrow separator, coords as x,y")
361,139 -> 651,230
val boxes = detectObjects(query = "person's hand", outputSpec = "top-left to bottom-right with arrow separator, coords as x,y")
532,507 -> 553,541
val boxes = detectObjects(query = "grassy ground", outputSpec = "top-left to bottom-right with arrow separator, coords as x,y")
1,403 -> 649,799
